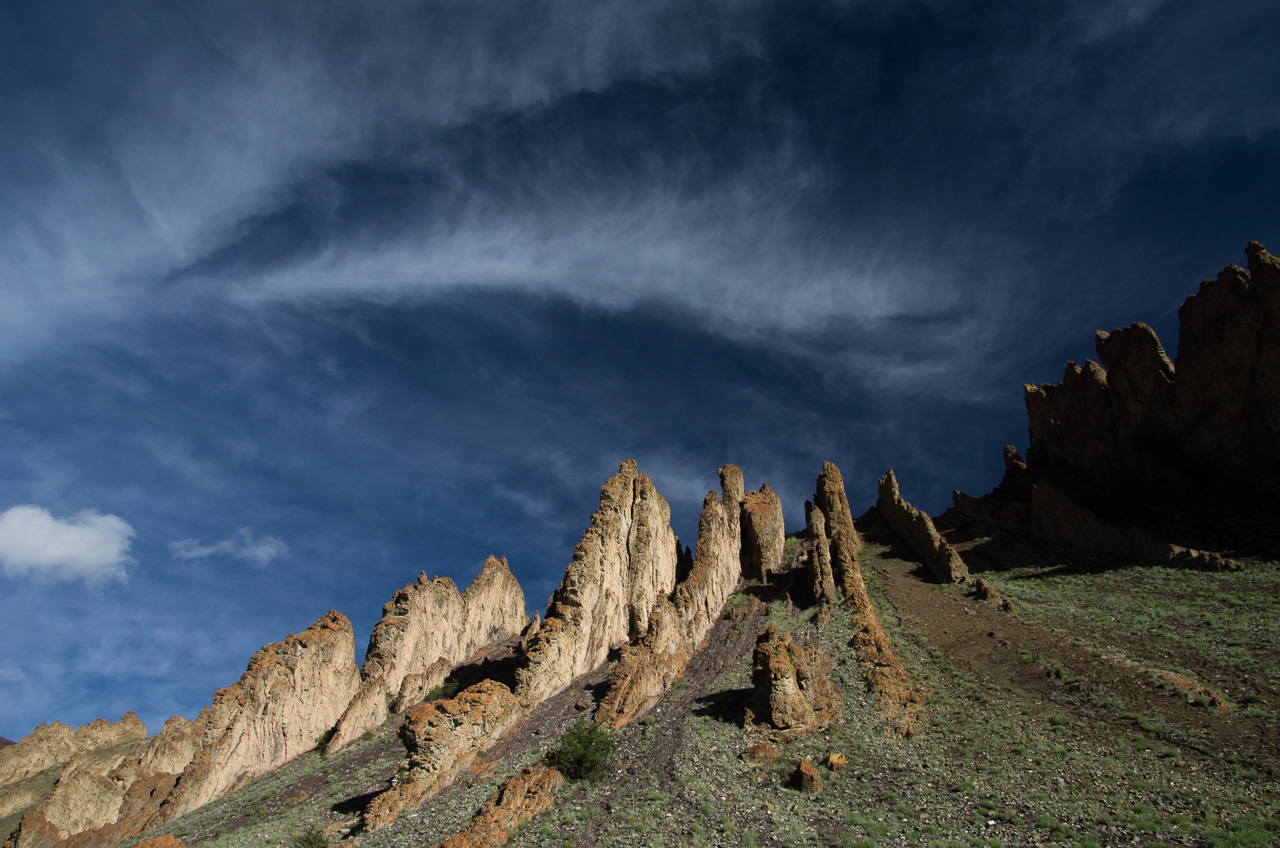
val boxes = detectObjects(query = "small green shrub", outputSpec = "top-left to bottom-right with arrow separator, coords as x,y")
290,826 -> 328,848
553,719 -> 617,782
426,677 -> 461,702
783,536 -> 798,568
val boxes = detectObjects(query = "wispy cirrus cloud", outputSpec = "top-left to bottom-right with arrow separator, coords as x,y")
170,528 -> 289,567
0,505 -> 134,583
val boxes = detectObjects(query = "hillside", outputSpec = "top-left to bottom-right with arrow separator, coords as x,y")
2,244 -> 1279,848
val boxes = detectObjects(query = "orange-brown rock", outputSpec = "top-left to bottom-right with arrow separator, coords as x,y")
0,714 -> 147,789
514,461 -> 678,707
813,462 -> 863,594
437,763 -> 565,848
814,462 -> 925,737
594,467 -> 748,727
327,556 -> 528,753
363,680 -> 523,831
740,743 -> 780,766
746,627 -> 839,739
825,752 -> 847,772
132,837 -> 191,848
790,759 -> 823,793
740,485 -> 784,582
804,505 -> 838,607
875,469 -> 968,582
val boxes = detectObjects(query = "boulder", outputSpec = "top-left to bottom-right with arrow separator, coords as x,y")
746,626 -> 839,739
790,760 -> 823,793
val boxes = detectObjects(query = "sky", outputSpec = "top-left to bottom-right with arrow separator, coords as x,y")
1,0 -> 1277,742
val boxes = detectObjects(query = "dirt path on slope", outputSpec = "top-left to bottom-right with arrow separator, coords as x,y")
855,521 -> 1280,773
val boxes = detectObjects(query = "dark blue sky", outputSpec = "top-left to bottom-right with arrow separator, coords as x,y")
1,0 -> 1277,740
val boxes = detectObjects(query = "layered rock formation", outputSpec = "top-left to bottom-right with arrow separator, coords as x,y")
803,507 -> 838,607
812,462 -> 863,594
811,462 -> 924,737
595,466 -> 768,728
514,460 -> 679,707
875,469 -> 968,582
8,612 -> 360,848
0,715 -> 147,789
955,243 -> 1280,564
740,486 -> 784,582
365,460 -> 684,830
746,626 -> 840,740
161,611 -> 360,817
326,557 -> 528,753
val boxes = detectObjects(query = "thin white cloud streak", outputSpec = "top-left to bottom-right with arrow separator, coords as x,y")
0,505 -> 134,583
170,528 -> 289,567
0,0 -> 766,366
2,0 -> 1275,384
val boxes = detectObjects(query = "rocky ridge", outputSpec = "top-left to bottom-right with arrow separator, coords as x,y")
6,613 -> 360,848
956,242 -> 1280,566
875,468 -> 968,582
326,557 -> 528,754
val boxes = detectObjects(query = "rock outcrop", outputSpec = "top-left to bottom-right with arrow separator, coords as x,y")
740,486 -> 784,582
363,680 -> 524,832
813,462 -> 863,594
957,243 -> 1280,564
812,462 -> 924,737
8,612 -> 360,848
365,460 -> 688,830
803,507 -> 838,607
437,763 -> 566,848
746,627 -> 840,740
161,611 -> 360,818
326,557 -> 528,753
595,466 -> 765,728
514,460 -> 679,707
0,715 -> 147,789
875,469 -> 968,582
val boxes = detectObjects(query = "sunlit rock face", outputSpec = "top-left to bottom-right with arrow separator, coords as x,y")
514,460 -> 678,707
326,555 -> 528,753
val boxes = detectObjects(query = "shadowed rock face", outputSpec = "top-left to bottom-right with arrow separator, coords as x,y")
514,460 -> 678,707
875,468 -> 968,583
955,243 -> 1280,565
326,556 -> 528,753
1024,242 -> 1280,506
